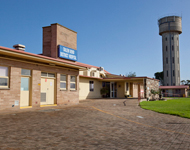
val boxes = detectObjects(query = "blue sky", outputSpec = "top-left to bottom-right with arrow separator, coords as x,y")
0,0 -> 189,80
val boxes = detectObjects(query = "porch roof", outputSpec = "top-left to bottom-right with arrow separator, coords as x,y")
79,75 -> 157,81
159,85 -> 189,89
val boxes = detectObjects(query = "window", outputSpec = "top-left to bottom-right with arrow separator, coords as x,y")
41,72 -> 55,78
172,37 -> 173,40
60,74 -> 67,90
176,89 -> 181,93
70,76 -> 76,90
166,57 -> 168,64
172,45 -> 174,51
126,82 -> 129,91
167,70 -> 168,77
89,81 -> 94,91
0,66 -> 9,88
166,46 -> 167,51
21,69 -> 31,76
173,83 -> 175,86
165,37 -> 167,41
173,70 -> 175,76
173,57 -> 174,63
102,82 -> 105,87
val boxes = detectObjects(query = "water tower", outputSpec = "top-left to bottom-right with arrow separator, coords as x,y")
158,16 -> 182,86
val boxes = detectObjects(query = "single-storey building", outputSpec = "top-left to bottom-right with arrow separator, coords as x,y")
0,23 -> 159,111
79,65 -> 159,100
159,85 -> 189,97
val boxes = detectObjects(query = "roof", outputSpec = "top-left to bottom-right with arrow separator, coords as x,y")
0,46 -> 88,69
0,46 -> 159,81
0,46 -> 112,73
159,85 -> 189,89
76,62 -> 110,74
79,75 -> 159,81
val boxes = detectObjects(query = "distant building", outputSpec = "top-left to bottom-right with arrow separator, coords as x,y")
158,16 -> 182,86
159,85 -> 189,97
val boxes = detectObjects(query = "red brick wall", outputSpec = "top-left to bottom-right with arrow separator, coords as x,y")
0,58 -> 79,111
43,26 -> 52,57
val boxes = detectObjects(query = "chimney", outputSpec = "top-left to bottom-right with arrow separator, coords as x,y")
13,44 -> 25,51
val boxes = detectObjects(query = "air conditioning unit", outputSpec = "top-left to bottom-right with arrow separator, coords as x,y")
99,67 -> 104,71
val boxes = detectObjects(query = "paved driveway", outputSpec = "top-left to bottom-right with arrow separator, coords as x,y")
0,99 -> 190,150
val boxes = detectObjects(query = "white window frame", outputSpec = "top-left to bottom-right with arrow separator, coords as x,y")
70,75 -> 76,91
60,74 -> 67,90
0,66 -> 9,89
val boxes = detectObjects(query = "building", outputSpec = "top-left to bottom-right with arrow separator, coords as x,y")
79,66 -> 159,100
0,23 -> 159,111
159,85 -> 189,97
158,16 -> 182,86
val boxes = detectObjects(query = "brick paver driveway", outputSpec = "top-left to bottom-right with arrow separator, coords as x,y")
0,99 -> 190,150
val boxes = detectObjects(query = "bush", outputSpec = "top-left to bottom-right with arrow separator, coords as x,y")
100,87 -> 109,97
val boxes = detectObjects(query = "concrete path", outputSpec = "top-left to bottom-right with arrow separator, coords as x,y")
0,99 -> 190,150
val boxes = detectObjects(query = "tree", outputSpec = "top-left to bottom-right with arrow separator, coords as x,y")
126,72 -> 136,77
181,80 -> 186,85
181,80 -> 190,88
154,71 -> 163,85
186,80 -> 190,85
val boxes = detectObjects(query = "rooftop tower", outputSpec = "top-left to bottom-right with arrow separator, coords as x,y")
158,16 -> 182,86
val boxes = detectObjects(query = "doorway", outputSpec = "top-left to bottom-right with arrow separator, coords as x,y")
110,82 -> 117,98
41,72 -> 55,105
20,77 -> 30,107
20,69 -> 31,107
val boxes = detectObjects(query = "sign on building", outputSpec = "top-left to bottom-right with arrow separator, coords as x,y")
58,45 -> 77,61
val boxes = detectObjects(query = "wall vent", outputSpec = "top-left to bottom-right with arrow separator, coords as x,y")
41,93 -> 46,102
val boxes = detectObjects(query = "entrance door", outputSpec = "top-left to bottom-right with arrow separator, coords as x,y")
133,83 -> 138,97
110,82 -> 117,98
41,78 -> 54,105
20,77 -> 30,107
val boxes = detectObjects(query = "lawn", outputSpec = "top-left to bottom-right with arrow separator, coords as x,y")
140,98 -> 190,119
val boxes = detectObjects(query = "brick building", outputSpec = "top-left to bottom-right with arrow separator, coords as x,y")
0,23 -> 159,111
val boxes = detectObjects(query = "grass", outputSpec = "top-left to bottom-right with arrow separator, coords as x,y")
140,98 -> 190,119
